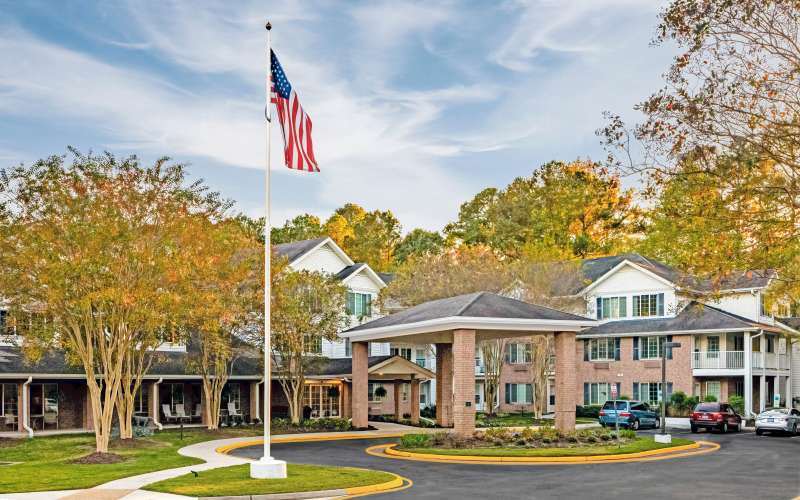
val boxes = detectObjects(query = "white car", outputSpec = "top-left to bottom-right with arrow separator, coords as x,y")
755,408 -> 800,435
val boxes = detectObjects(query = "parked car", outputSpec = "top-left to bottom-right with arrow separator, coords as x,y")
690,402 -> 742,433
755,408 -> 800,436
599,400 -> 659,430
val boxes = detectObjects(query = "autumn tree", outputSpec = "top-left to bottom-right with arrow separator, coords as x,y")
184,216 -> 263,430
394,229 -> 445,265
0,150 -> 225,452
444,161 -> 639,259
601,0 -> 800,293
271,269 -> 350,424
480,338 -> 506,416
322,203 -> 402,272
271,214 -> 324,244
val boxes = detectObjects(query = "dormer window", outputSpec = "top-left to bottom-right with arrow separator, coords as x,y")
596,297 -> 627,320
346,292 -> 372,318
632,293 -> 665,317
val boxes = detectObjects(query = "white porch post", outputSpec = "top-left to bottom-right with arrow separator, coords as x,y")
787,339 -> 793,408
760,336 -> 767,412
744,332 -> 753,416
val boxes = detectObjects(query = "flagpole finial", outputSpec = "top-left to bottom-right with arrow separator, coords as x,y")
266,21 -> 272,30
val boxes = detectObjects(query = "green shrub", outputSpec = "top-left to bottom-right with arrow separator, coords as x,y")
576,405 -> 602,418
484,427 -> 511,442
539,426 -> 561,442
420,405 -> 436,419
729,395 -> 745,415
618,429 -> 636,440
703,394 -> 718,402
399,434 -> 430,448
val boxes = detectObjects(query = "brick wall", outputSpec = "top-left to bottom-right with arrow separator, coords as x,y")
575,334 -> 694,404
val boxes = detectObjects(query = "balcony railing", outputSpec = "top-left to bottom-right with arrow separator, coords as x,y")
752,352 -> 788,370
692,351 -> 744,369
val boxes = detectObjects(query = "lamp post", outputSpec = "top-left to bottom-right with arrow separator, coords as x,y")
657,340 -> 681,444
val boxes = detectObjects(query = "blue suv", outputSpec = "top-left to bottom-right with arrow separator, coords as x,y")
599,400 -> 659,430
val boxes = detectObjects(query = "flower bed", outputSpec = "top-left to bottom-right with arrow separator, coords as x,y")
397,428 -> 694,457
271,417 -> 353,434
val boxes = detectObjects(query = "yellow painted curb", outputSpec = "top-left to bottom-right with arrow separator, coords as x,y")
344,474 -> 406,495
215,433 -> 405,455
370,440 -> 719,465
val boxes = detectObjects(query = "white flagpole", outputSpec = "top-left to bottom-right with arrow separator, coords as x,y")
251,19 -> 287,480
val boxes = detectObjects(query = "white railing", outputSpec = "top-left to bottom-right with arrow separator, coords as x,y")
692,351 -> 744,369
752,352 -> 789,370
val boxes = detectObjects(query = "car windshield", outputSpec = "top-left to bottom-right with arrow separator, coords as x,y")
694,403 -> 720,412
602,401 -> 627,410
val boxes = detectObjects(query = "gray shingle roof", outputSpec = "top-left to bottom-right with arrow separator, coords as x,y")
274,237 -> 328,263
335,264 -> 365,281
576,253 -> 774,293
305,356 -> 392,376
778,317 -> 800,330
579,302 -> 767,337
347,291 -> 592,332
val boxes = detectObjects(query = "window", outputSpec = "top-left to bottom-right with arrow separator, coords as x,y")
760,293 -> 768,316
766,335 -> 775,353
634,382 -> 672,406
222,383 -> 241,412
415,349 -> 426,368
303,384 -> 340,418
346,292 -> 372,318
596,296 -> 627,320
705,381 -> 721,401
584,383 -> 611,405
506,343 -> 532,364
304,334 -> 322,354
368,383 -> 384,402
134,386 -> 149,416
1,383 -> 18,416
505,383 -> 533,405
632,293 -> 665,317
390,347 -> 412,360
640,336 -> 664,359
345,338 -> 352,357
419,390 -> 427,405
166,383 -> 184,413
707,336 -> 720,359
401,383 -> 408,402
589,338 -> 616,361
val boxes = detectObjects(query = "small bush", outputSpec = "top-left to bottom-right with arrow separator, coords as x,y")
585,435 -> 598,443
618,429 -> 636,440
400,434 -> 430,448
430,431 -> 449,446
484,427 -> 511,441
729,395 -> 745,415
420,405 -> 436,419
576,405 -> 602,418
599,433 -> 611,441
703,394 -> 718,403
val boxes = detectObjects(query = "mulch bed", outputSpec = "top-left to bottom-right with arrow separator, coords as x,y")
69,452 -> 127,464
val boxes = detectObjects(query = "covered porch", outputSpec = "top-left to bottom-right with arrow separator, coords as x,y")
342,292 -> 596,436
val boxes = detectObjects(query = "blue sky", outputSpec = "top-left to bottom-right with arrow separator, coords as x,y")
0,0 -> 674,231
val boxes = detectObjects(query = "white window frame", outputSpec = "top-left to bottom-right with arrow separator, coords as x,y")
640,336 -> 664,360
347,291 -> 373,318
1,383 -> 18,417
507,343 -> 532,364
589,338 -> 616,361
597,296 -> 627,320
505,383 -> 533,405
587,382 -> 611,406
390,346 -> 412,360
705,381 -> 721,401
368,382 -> 385,403
632,293 -> 665,318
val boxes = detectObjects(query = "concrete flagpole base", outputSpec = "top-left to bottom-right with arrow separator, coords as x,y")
250,457 -> 288,479
654,433 -> 672,444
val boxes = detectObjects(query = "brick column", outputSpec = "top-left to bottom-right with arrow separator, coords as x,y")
554,331 -> 576,432
341,382 -> 351,419
410,379 -> 420,424
435,343 -> 453,427
393,381 -> 402,421
452,329 -> 476,436
352,341 -> 369,429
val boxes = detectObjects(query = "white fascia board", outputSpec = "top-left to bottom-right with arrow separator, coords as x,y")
290,237 -> 354,268
774,320 -> 800,336
342,263 -> 387,289
576,327 -> 758,339
579,260 -> 676,296
341,316 -> 598,343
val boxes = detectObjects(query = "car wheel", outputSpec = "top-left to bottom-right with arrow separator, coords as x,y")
721,422 -> 728,433
792,423 -> 797,436
690,424 -> 698,433
756,428 -> 763,436
631,419 -> 640,431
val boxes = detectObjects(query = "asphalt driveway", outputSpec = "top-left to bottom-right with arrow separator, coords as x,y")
232,429 -> 800,500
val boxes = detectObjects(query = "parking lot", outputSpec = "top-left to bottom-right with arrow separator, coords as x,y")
233,428 -> 800,500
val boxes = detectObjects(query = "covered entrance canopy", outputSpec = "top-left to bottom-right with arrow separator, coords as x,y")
342,291 -> 596,436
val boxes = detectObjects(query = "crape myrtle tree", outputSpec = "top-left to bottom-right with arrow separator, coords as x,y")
270,264 -> 350,424
0,150 -> 227,452
600,0 -> 800,295
184,216 -> 263,430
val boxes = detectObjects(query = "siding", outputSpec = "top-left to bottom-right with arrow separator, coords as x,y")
293,246 -> 348,274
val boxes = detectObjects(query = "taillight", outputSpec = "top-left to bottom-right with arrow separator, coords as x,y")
599,411 -> 606,416
619,412 -> 631,417
691,412 -> 699,419
712,413 -> 723,421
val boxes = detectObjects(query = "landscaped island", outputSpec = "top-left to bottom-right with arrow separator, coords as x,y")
145,464 -> 397,497
397,428 -> 694,457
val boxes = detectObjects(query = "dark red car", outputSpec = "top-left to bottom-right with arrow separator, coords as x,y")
690,402 -> 742,433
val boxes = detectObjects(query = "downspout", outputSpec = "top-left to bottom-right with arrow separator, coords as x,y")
22,376 -> 33,438
153,377 -> 163,430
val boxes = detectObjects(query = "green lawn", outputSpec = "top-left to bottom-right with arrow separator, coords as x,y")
476,413 -> 596,427
0,427 -> 260,493
146,464 -> 396,497
398,437 -> 694,457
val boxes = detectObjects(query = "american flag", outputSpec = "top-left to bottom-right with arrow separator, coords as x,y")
269,49 -> 319,172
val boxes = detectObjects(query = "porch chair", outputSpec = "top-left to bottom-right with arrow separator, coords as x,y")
192,404 -> 202,423
43,411 -> 58,430
227,402 -> 243,426
161,404 -> 179,424
174,404 -> 191,424
4,414 -> 16,431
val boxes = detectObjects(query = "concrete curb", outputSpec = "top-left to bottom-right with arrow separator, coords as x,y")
368,440 -> 720,465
